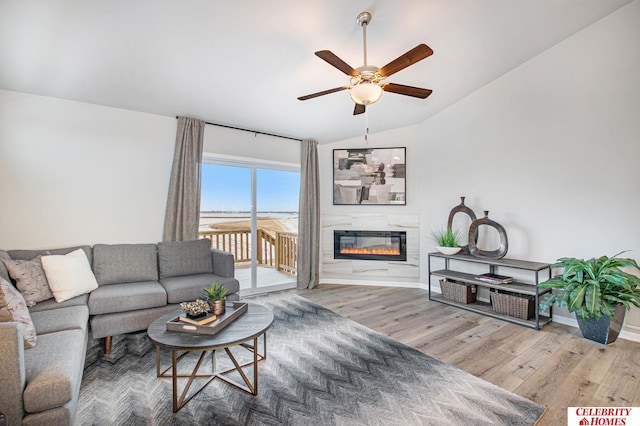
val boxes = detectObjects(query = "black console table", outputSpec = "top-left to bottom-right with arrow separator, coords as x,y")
428,252 -> 553,329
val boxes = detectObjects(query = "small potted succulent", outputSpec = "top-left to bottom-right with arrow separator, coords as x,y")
202,282 -> 229,315
432,226 -> 461,255
539,251 -> 640,345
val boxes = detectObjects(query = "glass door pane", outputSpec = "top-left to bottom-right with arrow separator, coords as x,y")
200,163 -> 253,291
255,168 -> 300,289
200,163 -> 300,294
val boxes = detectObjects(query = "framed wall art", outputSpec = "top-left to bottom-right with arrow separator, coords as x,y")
333,147 -> 406,205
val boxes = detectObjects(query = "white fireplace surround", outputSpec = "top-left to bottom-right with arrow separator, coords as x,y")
321,214 -> 420,286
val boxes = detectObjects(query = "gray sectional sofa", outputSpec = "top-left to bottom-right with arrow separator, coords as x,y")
0,238 -> 239,426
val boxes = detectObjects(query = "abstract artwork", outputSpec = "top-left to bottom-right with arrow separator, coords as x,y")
333,147 -> 406,205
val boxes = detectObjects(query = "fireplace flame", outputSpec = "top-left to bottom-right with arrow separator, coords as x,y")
340,247 -> 400,256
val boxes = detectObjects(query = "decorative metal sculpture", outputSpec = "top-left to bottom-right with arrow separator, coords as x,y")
468,211 -> 508,259
447,196 -> 477,254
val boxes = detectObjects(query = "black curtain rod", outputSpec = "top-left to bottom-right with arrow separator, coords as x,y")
176,116 -> 303,142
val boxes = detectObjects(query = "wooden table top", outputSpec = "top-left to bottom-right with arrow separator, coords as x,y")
148,303 -> 274,350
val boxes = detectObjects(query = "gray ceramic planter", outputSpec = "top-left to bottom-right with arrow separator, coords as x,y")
576,304 -> 626,345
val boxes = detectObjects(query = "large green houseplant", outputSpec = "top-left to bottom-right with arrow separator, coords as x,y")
539,251 -> 640,344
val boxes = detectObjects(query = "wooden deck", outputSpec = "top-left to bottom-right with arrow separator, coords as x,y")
235,265 -> 296,291
200,229 -> 297,276
291,284 -> 640,426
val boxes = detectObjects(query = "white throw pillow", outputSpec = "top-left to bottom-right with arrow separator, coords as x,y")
41,249 -> 99,302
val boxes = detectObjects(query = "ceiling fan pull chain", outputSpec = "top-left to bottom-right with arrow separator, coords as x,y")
364,109 -> 369,143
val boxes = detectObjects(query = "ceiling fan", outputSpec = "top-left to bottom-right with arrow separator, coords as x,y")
298,11 -> 433,115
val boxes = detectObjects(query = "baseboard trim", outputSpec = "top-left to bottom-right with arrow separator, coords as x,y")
320,279 -> 421,288
620,329 -> 640,342
548,314 -> 576,328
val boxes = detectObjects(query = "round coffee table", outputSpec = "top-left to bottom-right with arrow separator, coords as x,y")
148,303 -> 274,412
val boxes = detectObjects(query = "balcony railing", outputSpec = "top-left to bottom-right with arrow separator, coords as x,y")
199,229 -> 298,276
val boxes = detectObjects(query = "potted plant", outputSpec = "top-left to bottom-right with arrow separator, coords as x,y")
202,282 -> 229,315
432,226 -> 461,255
539,251 -> 640,345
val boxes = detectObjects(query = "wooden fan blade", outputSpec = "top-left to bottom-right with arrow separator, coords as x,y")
315,50 -> 359,76
383,83 -> 432,98
378,44 -> 433,77
353,103 -> 366,115
298,86 -> 348,101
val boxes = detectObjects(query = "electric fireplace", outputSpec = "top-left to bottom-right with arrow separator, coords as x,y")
334,230 -> 407,261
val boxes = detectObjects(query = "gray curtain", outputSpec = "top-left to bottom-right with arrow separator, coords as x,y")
297,139 -> 320,289
163,116 -> 205,241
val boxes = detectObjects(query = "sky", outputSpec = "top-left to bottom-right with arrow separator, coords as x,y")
200,164 -> 300,212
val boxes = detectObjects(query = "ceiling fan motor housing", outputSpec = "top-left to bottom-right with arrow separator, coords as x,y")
351,66 -> 384,85
356,11 -> 372,27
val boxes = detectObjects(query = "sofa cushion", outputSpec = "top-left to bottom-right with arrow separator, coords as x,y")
31,305 -> 89,335
23,406 -> 72,426
9,245 -> 93,266
41,249 -> 99,303
2,254 -> 54,307
28,294 -> 89,313
88,281 -> 167,315
0,277 -> 37,348
93,243 -> 159,285
159,274 -> 239,304
157,239 -> 213,279
211,248 -> 236,278
23,329 -> 85,413
89,304 -> 178,339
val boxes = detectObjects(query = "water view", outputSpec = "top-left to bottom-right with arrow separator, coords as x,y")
199,212 -> 298,234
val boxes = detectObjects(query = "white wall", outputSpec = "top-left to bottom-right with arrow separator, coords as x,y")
418,1 -> 640,332
0,90 -> 303,251
0,90 -> 176,249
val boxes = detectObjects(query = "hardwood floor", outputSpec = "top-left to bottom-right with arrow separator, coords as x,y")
293,284 -> 640,426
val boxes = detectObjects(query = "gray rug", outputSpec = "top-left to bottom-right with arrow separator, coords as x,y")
77,293 -> 546,425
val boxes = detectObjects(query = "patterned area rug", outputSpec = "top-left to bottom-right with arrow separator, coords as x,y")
77,293 -> 546,425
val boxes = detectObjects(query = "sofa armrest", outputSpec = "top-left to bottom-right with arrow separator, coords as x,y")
0,322 -> 26,425
211,249 -> 235,278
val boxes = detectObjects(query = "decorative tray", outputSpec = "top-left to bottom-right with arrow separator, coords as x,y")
166,301 -> 248,336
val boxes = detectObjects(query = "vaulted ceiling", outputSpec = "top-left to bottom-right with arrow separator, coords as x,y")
0,0 -> 632,143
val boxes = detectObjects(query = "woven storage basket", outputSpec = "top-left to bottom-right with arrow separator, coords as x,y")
440,279 -> 477,304
490,290 -> 535,320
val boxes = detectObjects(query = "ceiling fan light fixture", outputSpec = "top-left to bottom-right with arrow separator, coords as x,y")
297,10 -> 433,113
350,82 -> 383,105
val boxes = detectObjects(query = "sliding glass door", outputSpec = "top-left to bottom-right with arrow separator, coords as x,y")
255,168 -> 300,289
200,159 -> 300,294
